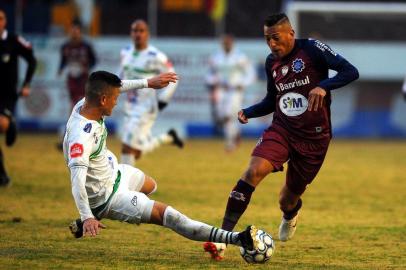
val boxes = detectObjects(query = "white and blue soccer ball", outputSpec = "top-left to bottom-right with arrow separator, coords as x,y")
239,229 -> 275,264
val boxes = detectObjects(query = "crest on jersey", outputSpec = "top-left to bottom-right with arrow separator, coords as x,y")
83,123 -> 92,133
272,70 -> 277,78
282,65 -> 289,76
70,143 -> 84,158
292,58 -> 305,73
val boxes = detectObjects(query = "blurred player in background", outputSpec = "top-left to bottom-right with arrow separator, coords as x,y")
57,18 -> 97,150
0,9 -> 36,187
119,19 -> 183,167
402,73 -> 406,100
206,34 -> 255,152
65,71 -> 259,253
204,13 -> 359,260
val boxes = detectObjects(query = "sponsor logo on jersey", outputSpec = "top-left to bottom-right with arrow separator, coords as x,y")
314,40 -> 337,56
279,92 -> 308,116
275,75 -> 310,92
272,70 -> 277,78
70,143 -> 84,158
282,65 -> 289,76
292,58 -> 305,73
83,123 -> 92,133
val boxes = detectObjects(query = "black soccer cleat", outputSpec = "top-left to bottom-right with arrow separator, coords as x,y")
69,218 -> 84,238
168,129 -> 184,148
0,174 -> 11,187
3,109 -> 17,147
238,225 -> 259,251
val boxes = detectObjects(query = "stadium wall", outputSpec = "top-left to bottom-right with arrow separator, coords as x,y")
17,37 -> 406,138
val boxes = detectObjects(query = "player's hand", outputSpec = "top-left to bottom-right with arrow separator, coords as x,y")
83,218 -> 106,237
147,72 -> 178,89
20,86 -> 31,97
238,110 -> 249,124
308,87 -> 326,111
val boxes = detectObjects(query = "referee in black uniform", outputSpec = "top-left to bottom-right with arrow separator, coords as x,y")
0,9 -> 36,186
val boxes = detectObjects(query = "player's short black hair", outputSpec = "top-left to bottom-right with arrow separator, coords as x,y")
85,71 -> 122,102
264,13 -> 290,27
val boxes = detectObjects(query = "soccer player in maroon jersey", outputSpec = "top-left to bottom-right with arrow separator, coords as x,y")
58,19 -> 96,106
204,13 -> 359,260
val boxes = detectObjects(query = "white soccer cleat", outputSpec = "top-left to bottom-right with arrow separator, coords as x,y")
203,242 -> 227,261
278,214 -> 298,242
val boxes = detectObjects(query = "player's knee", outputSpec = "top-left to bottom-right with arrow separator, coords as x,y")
141,176 -> 157,195
243,166 -> 267,185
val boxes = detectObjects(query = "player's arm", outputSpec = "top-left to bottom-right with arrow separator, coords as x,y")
311,40 -> 359,91
240,56 -> 277,121
16,35 -> 37,96
120,72 -> 178,92
87,43 -> 97,70
156,54 -> 178,111
239,54 -> 256,88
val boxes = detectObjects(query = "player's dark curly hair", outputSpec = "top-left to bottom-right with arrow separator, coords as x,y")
85,71 -> 122,102
264,13 -> 290,27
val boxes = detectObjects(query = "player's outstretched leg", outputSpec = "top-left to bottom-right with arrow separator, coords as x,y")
167,129 -> 184,148
154,204 -> 258,252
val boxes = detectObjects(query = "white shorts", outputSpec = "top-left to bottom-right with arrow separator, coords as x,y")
216,89 -> 243,119
121,113 -> 157,150
101,164 -> 154,224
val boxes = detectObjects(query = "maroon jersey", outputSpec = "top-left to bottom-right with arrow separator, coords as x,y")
244,39 -> 359,140
59,40 -> 96,79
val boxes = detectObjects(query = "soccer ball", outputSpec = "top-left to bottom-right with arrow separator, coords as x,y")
239,229 -> 275,263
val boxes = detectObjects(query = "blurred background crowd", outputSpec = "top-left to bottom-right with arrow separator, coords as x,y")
1,0 -> 406,139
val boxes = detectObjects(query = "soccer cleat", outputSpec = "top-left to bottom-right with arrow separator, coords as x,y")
0,174 -> 11,187
279,214 -> 298,241
203,242 -> 227,261
3,109 -> 17,147
238,225 -> 259,251
69,218 -> 84,238
168,129 -> 184,148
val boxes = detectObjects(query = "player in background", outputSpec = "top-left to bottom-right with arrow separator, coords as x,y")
0,9 -> 37,186
57,18 -> 97,150
65,70 -> 259,253
119,19 -> 183,167
206,34 -> 255,152
204,13 -> 359,260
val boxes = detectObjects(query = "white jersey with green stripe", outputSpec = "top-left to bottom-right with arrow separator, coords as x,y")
119,44 -> 177,118
63,98 -> 119,212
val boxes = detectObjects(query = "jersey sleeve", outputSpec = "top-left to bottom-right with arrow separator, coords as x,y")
66,126 -> 95,220
239,53 -> 256,88
243,55 -> 277,118
309,39 -> 359,91
156,51 -> 178,103
70,166 -> 95,221
16,35 -> 37,86
205,54 -> 219,87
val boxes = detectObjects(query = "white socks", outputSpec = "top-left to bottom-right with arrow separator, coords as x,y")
163,206 -> 242,246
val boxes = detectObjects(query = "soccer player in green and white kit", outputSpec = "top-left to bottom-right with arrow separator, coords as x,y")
64,70 -> 259,252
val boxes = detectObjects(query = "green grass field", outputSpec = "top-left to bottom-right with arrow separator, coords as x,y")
0,134 -> 405,269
